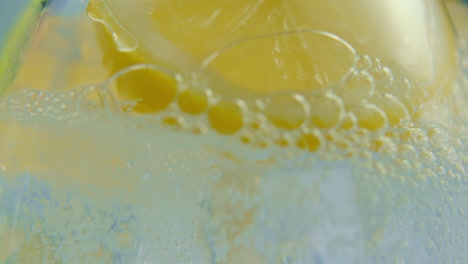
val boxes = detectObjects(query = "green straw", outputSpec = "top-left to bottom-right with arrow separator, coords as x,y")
0,0 -> 46,95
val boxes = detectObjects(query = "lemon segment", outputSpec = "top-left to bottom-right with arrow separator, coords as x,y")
87,0 -> 460,152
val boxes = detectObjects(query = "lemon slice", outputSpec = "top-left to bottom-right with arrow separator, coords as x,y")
87,0 -> 459,151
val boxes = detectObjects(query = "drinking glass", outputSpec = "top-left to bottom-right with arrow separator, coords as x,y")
0,0 -> 467,263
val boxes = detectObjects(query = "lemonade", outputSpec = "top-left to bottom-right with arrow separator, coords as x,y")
0,0 -> 468,263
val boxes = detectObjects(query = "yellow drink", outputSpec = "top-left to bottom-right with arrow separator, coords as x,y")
0,0 -> 467,263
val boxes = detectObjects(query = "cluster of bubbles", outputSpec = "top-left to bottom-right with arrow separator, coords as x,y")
0,18 -> 467,183
81,0 -> 468,192
1,41 -> 468,183
105,54 -> 411,152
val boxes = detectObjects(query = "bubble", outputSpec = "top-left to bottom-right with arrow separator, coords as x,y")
274,133 -> 296,147
371,58 -> 383,70
207,100 -> 245,134
398,144 -> 419,162
419,150 -> 437,164
239,131 -> 254,145
356,55 -> 373,71
177,88 -> 210,115
296,128 -> 323,152
427,127 -> 450,151
394,158 -> 412,171
352,104 -> 388,131
338,113 -> 358,130
307,92 -> 344,129
399,128 -> 429,146
263,94 -> 307,130
162,115 -> 185,129
450,136 -> 465,152
336,71 -> 375,107
368,93 -> 410,126
23,104 -> 32,112
344,129 -> 371,152
81,86 -> 107,111
252,122 -> 277,142
248,112 -> 269,131
191,122 -> 208,135
373,66 -> 394,86
105,65 -> 179,114
434,165 -> 447,176
256,138 -> 274,148
370,136 -> 397,154
394,78 -> 427,108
